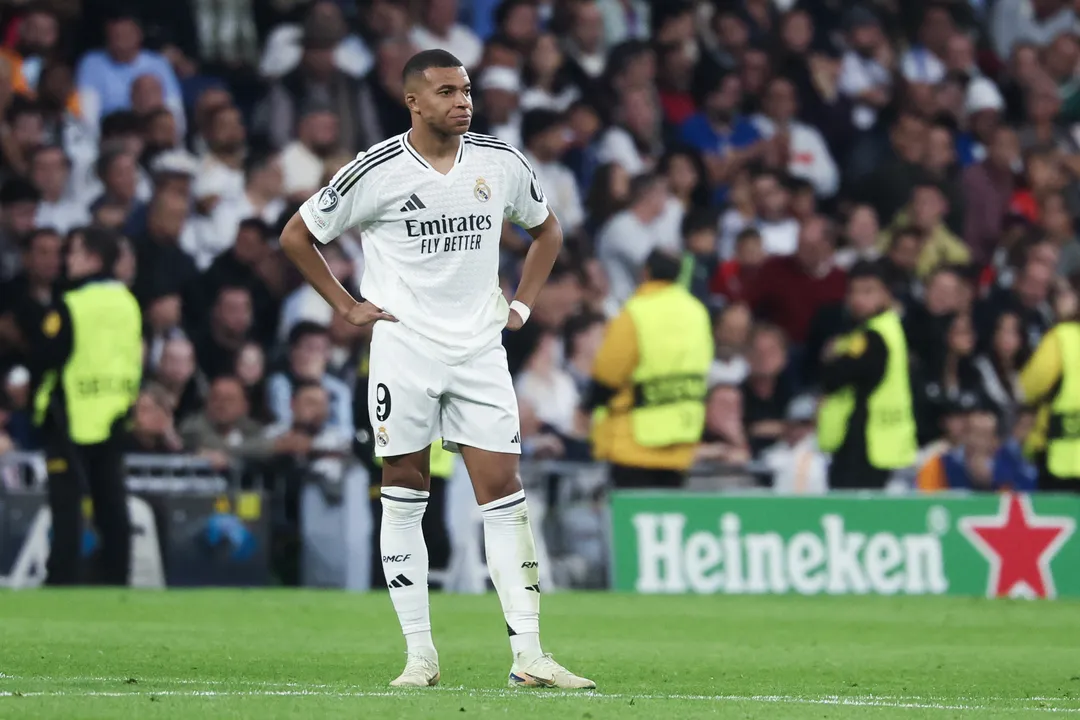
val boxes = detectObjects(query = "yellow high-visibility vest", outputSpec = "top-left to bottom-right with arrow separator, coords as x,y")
33,281 -> 142,444
621,283 -> 712,447
1047,322 -> 1080,479
817,309 -> 917,469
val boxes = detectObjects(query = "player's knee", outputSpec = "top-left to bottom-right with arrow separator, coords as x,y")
382,456 -> 429,492
476,473 -> 523,505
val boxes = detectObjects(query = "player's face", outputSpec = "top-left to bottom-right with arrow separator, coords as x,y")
407,67 -> 473,135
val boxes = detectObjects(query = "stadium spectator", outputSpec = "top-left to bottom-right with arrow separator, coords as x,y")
696,384 -> 751,465
181,375 -> 311,470
747,215 -> 846,347
0,178 -> 41,281
521,109 -> 584,237
75,9 -> 184,129
881,181 -> 969,277
708,302 -> 751,388
741,323 -> 793,458
596,172 -> 681,307
267,321 -> 352,435
152,336 -> 204,424
124,383 -> 184,454
30,146 -> 87,234
760,394 -> 828,495
916,406 -> 1038,492
0,228 -> 61,365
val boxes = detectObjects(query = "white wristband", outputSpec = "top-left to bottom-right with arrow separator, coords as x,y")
510,300 -> 531,325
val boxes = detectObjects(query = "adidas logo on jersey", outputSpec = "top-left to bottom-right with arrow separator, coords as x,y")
399,193 -> 427,212
388,574 -> 414,589
511,432 -> 520,444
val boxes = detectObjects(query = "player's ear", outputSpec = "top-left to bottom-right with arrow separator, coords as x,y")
404,91 -> 420,113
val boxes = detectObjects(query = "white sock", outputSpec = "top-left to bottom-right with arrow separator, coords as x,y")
380,487 -> 436,658
480,489 -> 543,666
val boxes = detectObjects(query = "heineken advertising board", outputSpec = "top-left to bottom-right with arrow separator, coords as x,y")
610,492 -> 1080,599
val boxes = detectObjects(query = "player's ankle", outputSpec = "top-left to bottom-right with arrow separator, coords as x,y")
510,632 -> 543,666
404,630 -> 438,658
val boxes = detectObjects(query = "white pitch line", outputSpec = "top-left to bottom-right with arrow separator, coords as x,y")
5,676 -> 1078,705
0,686 -> 1078,713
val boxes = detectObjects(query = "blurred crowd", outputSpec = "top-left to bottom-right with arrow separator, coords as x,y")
0,0 -> 1078,496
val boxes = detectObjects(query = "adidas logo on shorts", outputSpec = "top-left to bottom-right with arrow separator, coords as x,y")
511,432 -> 520,444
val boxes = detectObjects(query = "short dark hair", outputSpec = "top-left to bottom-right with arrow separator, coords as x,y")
0,177 -> 40,206
563,312 -> 606,357
100,110 -> 142,139
735,227 -> 762,246
848,259 -> 888,284
402,49 -> 464,85
292,378 -> 327,399
21,227 -> 61,252
29,143 -> 70,168
5,96 -> 42,125
681,207 -> 718,238
890,225 -> 923,248
237,217 -> 272,241
288,320 -> 329,348
78,226 -> 122,271
521,109 -> 563,148
645,249 -> 682,282
244,148 -> 277,181
628,172 -> 664,204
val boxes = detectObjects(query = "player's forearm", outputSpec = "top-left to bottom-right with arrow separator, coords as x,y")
280,213 -> 358,315
514,213 -> 563,308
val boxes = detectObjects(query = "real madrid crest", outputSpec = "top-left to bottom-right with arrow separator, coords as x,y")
376,426 -> 390,447
474,177 -> 491,202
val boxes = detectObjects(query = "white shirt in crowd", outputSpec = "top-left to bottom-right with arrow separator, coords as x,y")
526,150 -> 584,234
36,198 -> 89,236
750,115 -> 839,198
299,131 -> 550,365
410,24 -> 483,70
761,434 -> 829,494
212,193 -> 287,255
281,141 -> 326,198
838,51 -> 892,131
596,125 -> 652,176
596,196 -> 684,307
756,217 -> 800,257
515,367 -> 580,436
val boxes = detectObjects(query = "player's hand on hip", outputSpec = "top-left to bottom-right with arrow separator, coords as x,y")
344,300 -> 397,327
505,308 -> 525,331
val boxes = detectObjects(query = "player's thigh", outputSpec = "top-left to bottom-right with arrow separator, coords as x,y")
367,323 -> 442,460
441,342 -> 522,504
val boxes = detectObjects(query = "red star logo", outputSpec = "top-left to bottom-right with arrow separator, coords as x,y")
959,494 -> 1075,599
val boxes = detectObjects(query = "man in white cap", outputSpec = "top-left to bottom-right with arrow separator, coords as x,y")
478,66 -> 523,147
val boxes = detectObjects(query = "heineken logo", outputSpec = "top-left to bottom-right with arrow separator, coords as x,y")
632,512 -> 948,595
614,494 -> 1080,598
959,494 -> 1075,599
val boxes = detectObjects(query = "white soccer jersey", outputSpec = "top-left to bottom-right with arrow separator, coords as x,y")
299,131 -> 550,364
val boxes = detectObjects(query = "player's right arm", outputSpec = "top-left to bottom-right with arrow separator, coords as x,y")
280,154 -> 397,326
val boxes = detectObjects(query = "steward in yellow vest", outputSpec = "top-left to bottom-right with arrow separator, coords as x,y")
817,261 -> 917,489
1018,300 -> 1080,491
30,228 -> 142,586
582,251 -> 713,488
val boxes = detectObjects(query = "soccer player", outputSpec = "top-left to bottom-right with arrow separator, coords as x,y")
279,50 -> 595,690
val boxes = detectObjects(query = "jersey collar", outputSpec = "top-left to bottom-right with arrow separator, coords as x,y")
401,130 -> 466,172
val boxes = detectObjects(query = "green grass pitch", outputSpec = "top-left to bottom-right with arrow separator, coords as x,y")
1,590 -> 1078,718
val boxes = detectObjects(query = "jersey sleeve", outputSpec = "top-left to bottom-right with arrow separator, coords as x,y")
299,153 -> 379,244
505,151 -> 550,230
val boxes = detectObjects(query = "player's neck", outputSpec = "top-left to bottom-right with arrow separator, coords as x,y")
407,125 -> 462,163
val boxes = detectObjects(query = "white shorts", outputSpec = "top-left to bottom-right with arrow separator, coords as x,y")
367,321 -> 521,457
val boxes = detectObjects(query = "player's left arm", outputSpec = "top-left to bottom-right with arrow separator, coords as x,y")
505,156 -> 562,330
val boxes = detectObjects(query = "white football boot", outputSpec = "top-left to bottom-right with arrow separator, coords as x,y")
508,653 -> 596,689
389,651 -> 440,687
